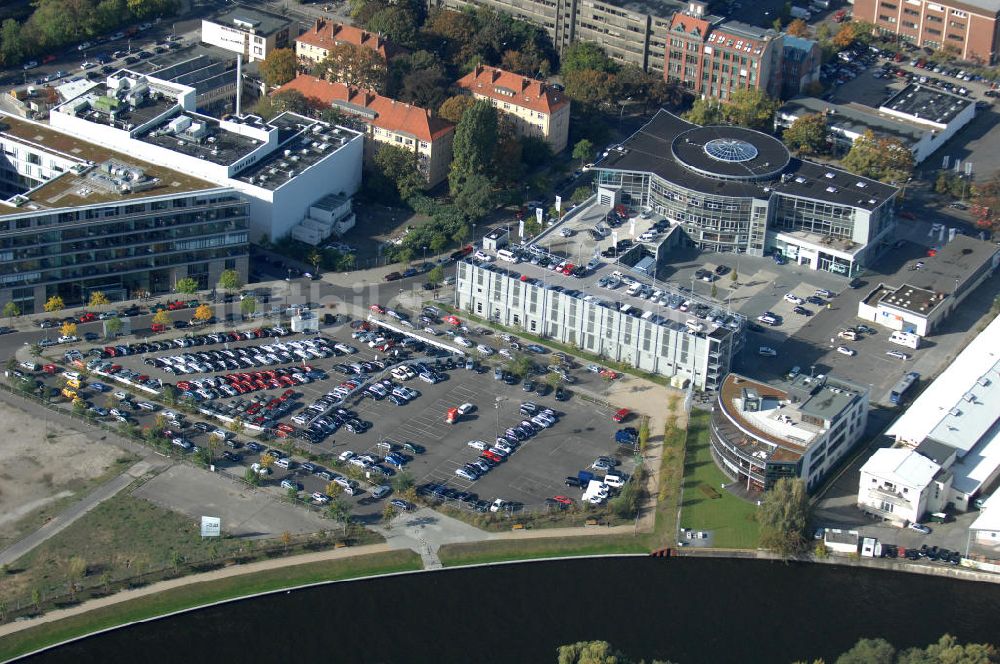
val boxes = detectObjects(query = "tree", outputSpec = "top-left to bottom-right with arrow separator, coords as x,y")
560,41 -> 615,74
3,301 -> 20,322
365,6 -> 418,46
834,638 -> 896,664
314,42 -> 387,91
398,66 -> 450,110
684,98 -> 725,126
501,47 -> 551,77
327,496 -> 351,523
152,310 -> 172,327
782,112 -> 829,155
570,186 -> 592,205
105,316 -> 123,338
757,477 -> 810,557
449,100 -> 498,197
832,23 -> 857,49
373,144 -> 425,202
43,295 -> 64,313
260,48 -> 297,88
244,467 -> 261,486
786,18 -> 810,37
972,171 -> 1000,232
381,503 -> 396,526
896,634 -> 999,664
1,19 -> 25,67
60,322 -> 77,338
66,556 -> 87,597
217,269 -> 241,294
240,296 -> 257,319
255,90 -> 314,120
175,277 -> 198,295
88,291 -> 110,309
563,69 -> 616,106
841,130 -> 914,184
572,139 -> 594,167
391,471 -> 414,493
557,641 -> 633,664
453,173 -> 496,221
505,354 -> 533,379
726,89 -> 781,131
438,95 -> 475,124
193,304 -> 213,323
427,266 -> 445,285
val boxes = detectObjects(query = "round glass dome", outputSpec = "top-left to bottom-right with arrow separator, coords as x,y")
703,138 -> 759,163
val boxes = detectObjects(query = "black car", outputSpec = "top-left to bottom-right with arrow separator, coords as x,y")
714,265 -> 730,276
554,386 -> 568,401
503,373 -> 518,385
534,382 -> 550,396
564,476 -> 584,488
522,380 -> 536,392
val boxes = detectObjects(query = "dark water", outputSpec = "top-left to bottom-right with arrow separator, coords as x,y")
21,557 -> 1000,664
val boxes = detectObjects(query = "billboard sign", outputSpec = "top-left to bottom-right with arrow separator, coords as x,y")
200,516 -> 221,537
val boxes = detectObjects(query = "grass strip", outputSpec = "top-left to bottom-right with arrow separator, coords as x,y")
0,550 -> 421,662
437,536 -> 647,568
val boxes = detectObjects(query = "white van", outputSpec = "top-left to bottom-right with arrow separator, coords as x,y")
686,319 -> 705,333
63,371 -> 81,381
626,283 -> 642,297
889,331 -> 920,349
496,249 -> 519,263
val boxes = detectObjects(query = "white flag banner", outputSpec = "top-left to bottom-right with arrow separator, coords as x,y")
555,195 -> 562,212
535,207 -> 544,225
518,219 -> 525,239
629,218 -> 636,237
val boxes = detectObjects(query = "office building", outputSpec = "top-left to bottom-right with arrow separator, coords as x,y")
852,0 -> 999,64
857,234 -> 999,336
663,3 -> 784,100
711,372 -> 870,493
776,85 -> 976,164
275,75 -> 454,187
201,4 -> 292,63
0,114 -> 249,313
295,19 -> 397,70
430,0 -> 684,72
49,70 -> 364,242
859,314 -> 1000,521
594,110 -> 898,276
781,36 -> 823,98
456,65 -> 571,153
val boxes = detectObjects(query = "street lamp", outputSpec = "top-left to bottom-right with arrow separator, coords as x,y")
618,97 -> 632,129
494,396 -> 506,440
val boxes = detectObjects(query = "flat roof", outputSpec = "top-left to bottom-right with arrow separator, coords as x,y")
597,110 -> 896,209
860,447 -> 941,490
949,422 -> 1000,495
137,111 -> 262,166
780,97 -> 927,147
670,125 -> 789,181
0,114 -> 216,215
971,491 -> 1000,532
130,44 -> 258,97
209,5 -> 291,36
880,83 -> 973,126
887,313 -> 1000,446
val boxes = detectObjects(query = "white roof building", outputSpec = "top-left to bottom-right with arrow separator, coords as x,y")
860,448 -> 941,490
970,491 -> 1000,544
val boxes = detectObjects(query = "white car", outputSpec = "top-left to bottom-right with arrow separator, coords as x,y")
836,346 -> 857,356
424,326 -> 440,336
783,293 -> 805,305
473,250 -> 493,262
489,498 -> 508,513
476,344 -> 494,356
457,402 -> 475,415
758,346 -> 777,357
338,450 -> 355,462
467,439 -> 489,450
886,350 -> 910,360
454,336 -> 473,348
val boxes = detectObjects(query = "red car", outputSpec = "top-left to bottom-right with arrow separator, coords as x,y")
553,495 -> 573,506
370,304 -> 386,314
77,312 -> 96,323
613,408 -> 630,423
167,300 -> 185,310
151,323 -> 166,333
276,423 -> 294,433
600,369 -> 621,380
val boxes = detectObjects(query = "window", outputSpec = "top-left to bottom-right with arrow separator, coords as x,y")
880,1 -> 897,8
947,33 -> 963,41
926,26 -> 941,34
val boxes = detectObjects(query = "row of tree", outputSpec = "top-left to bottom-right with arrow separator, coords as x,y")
559,41 -> 685,112
0,0 -> 178,68
556,635 -> 998,664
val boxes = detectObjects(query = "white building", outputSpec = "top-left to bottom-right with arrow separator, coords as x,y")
856,235 -> 1000,337
857,447 -> 950,525
857,314 -> 1000,523
49,70 -> 364,242
201,5 -> 291,63
970,492 -> 1000,546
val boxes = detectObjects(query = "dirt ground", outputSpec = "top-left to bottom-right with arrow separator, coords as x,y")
0,400 -> 127,548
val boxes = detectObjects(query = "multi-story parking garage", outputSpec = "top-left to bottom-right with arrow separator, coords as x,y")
594,110 -> 899,276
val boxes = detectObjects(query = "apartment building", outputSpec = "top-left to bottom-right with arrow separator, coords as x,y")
456,65 -> 571,153
663,2 -> 784,100
781,35 -> 823,98
201,5 -> 292,63
853,0 -> 1000,64
295,19 -> 396,69
430,0 -> 684,72
49,70 -> 364,242
713,372 -> 870,493
275,75 -> 455,187
0,114 -> 249,313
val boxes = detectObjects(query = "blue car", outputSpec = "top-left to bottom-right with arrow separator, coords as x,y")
90,382 -> 109,392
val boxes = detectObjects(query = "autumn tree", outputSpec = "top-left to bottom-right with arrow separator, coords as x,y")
782,112 -> 829,155
834,638 -> 895,664
563,69 -> 615,106
896,634 -> 999,663
260,48 -> 298,88
972,171 -> 1000,232
88,291 -> 110,309
841,130 -> 914,184
757,478 -> 810,558
726,88 -> 781,130
684,98 -> 725,126
152,309 -> 172,327
60,322 -> 77,338
43,295 -> 64,313
313,42 -> 387,92
832,23 -> 858,49
786,18 -> 810,37
193,304 -> 213,323
437,95 -> 475,124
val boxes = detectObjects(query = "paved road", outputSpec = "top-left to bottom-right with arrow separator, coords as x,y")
0,460 -> 157,567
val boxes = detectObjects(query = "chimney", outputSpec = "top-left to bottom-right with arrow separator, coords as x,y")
332,23 -> 342,38
688,0 -> 707,16
474,64 -> 484,78
492,69 -> 501,83
235,54 -> 243,116
521,78 -> 529,91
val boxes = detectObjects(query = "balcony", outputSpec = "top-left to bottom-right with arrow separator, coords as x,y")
867,486 -> 913,509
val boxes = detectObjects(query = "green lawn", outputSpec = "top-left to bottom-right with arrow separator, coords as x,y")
0,550 -> 421,662
679,411 -> 759,549
438,535 -> 648,567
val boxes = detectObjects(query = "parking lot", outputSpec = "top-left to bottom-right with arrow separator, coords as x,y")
26,314 -> 636,525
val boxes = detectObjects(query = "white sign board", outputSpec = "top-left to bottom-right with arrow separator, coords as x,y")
518,219 -> 525,239
201,516 -> 221,537
535,207 -> 544,225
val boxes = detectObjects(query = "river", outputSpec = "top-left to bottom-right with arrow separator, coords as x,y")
20,557 -> 1000,663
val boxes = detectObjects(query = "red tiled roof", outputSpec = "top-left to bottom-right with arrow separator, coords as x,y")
456,65 -> 569,115
274,75 -> 453,143
295,19 -> 394,60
